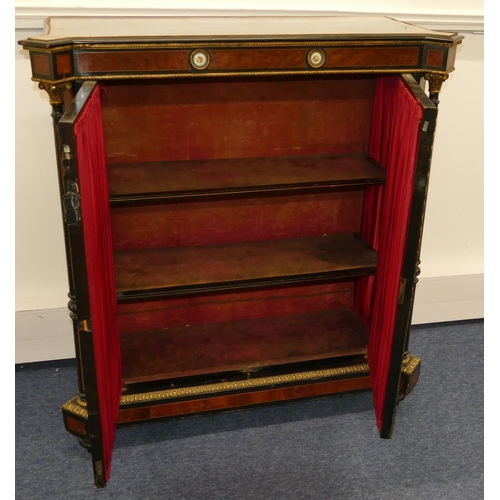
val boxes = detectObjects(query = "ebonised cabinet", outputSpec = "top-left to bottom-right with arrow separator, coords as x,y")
20,15 -> 462,487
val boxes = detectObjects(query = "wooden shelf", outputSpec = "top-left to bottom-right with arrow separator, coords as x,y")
120,308 -> 368,384
114,232 -> 377,299
108,154 -> 385,204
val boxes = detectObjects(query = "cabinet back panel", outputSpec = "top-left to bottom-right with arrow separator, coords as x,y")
110,191 -> 363,251
116,281 -> 354,333
101,76 -> 375,163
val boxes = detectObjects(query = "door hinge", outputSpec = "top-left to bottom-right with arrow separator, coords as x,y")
63,180 -> 81,224
398,277 -> 407,304
79,319 -> 92,333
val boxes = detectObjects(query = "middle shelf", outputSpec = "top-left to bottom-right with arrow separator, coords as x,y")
114,232 -> 377,299
108,153 -> 385,204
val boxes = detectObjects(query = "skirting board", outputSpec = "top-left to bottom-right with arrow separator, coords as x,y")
15,273 -> 484,364
410,273 -> 484,325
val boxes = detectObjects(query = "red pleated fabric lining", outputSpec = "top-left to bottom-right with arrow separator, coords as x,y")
355,76 -> 423,430
74,85 -> 122,481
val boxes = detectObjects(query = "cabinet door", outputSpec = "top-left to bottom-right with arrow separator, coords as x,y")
59,82 -> 122,487
367,74 -> 437,438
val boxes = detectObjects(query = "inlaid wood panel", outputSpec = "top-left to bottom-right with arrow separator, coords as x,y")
56,53 -> 72,76
76,45 -> 420,75
324,46 -> 419,68
65,416 -> 87,436
77,50 -> 191,73
32,53 -> 51,76
208,48 -> 307,70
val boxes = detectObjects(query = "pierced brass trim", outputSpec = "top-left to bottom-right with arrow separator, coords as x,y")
401,355 -> 421,375
72,39 -> 459,50
62,398 -> 88,419
120,362 -> 370,405
35,77 -> 75,85
33,68 -> 453,88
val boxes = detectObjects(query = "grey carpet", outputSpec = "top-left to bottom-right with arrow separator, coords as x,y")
15,319 -> 483,499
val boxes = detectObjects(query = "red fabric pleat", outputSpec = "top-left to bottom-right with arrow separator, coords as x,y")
354,82 -> 385,324
354,185 -> 382,323
74,85 -> 122,481
356,76 -> 423,430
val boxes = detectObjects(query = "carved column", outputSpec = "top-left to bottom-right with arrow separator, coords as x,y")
424,73 -> 449,108
39,81 -> 86,403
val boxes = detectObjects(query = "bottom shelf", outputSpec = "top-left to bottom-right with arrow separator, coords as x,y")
120,308 -> 368,385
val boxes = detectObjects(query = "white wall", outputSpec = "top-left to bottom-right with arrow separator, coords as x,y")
15,28 -> 69,312
14,2 -> 484,362
14,1 -> 484,18
411,31 -> 484,324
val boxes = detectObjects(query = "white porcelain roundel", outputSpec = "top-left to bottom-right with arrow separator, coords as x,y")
307,49 -> 326,68
190,50 -> 210,70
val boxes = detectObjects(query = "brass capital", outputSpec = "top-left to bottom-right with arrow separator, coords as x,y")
38,81 -> 72,105
424,73 -> 449,95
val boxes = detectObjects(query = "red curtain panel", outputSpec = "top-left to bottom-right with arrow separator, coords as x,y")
74,86 -> 122,481
356,76 -> 423,430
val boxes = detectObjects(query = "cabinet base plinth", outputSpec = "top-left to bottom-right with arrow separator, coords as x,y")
61,354 -> 421,434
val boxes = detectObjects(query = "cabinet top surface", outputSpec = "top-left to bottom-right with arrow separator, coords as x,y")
25,15 -> 459,44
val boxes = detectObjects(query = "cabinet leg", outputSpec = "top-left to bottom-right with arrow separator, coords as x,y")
62,396 -> 107,487
78,437 -> 92,452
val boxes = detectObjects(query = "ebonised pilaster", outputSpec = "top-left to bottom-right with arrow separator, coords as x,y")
40,81 -> 87,402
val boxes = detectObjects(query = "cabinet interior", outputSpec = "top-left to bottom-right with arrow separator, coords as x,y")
100,75 -> 382,391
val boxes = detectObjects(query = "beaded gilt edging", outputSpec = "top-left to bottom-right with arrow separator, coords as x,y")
120,363 -> 370,405
61,356 -> 420,416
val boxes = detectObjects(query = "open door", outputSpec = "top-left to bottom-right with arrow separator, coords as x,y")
59,82 -> 122,487
357,75 -> 438,438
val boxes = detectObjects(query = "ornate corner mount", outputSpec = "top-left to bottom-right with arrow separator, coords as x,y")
62,396 -> 88,419
424,73 -> 449,107
38,81 -> 72,105
401,354 -> 421,376
398,354 -> 421,402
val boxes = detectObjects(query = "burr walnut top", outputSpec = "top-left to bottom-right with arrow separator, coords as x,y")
26,15 -> 459,44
